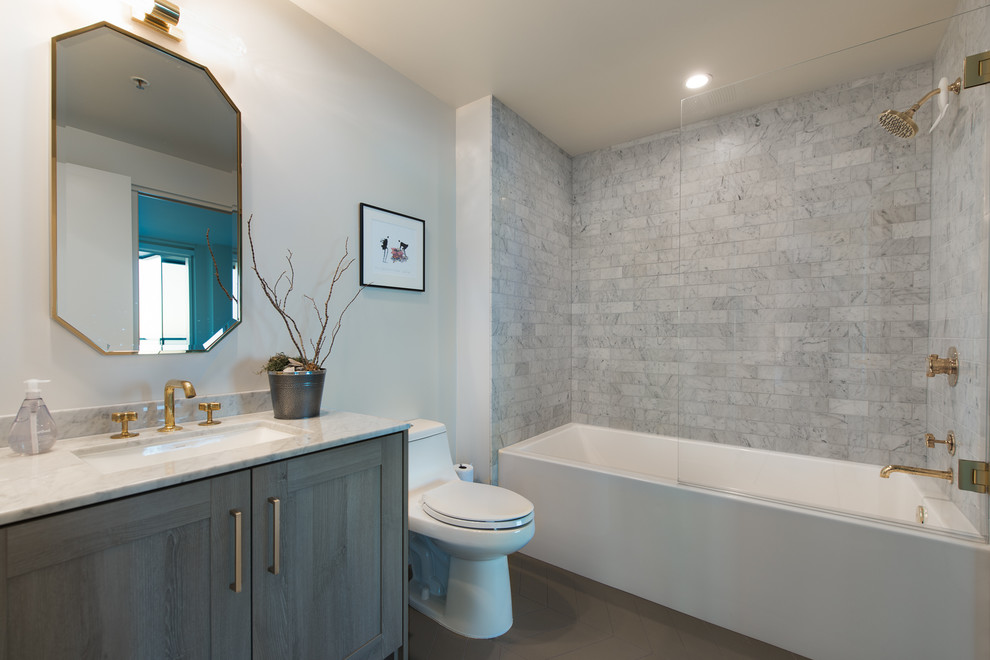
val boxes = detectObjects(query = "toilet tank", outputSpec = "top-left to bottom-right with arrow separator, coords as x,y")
407,418 -> 458,490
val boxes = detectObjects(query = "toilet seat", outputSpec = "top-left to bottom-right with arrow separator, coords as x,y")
422,481 -> 534,530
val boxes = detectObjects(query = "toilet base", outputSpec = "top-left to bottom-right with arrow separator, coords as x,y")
409,555 -> 513,639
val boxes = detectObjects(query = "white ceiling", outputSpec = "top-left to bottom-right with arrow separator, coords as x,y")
289,0 -> 968,155
56,25 -> 238,172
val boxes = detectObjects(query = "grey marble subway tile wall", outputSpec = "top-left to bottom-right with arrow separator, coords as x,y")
572,63 -> 934,466
491,99 -> 573,481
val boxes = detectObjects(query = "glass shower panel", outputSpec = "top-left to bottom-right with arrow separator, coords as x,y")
926,1 -> 990,542
677,6 -> 989,541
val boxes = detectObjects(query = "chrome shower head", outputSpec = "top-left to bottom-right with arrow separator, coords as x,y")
878,77 -> 961,139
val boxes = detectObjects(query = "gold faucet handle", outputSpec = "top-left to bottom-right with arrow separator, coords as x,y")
198,401 -> 222,426
924,431 -> 956,455
110,411 -> 139,439
927,347 -> 959,386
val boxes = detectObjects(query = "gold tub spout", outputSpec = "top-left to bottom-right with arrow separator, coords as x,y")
880,464 -> 953,482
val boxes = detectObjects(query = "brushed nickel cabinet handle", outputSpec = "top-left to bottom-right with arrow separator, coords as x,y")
268,497 -> 280,575
229,509 -> 243,593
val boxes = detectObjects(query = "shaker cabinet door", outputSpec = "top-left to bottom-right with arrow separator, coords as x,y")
0,471 -> 251,660
251,433 -> 404,660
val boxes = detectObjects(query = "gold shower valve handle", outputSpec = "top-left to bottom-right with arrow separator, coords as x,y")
110,411 -> 139,439
198,401 -> 222,426
926,354 -> 956,376
924,431 -> 956,455
926,347 -> 959,386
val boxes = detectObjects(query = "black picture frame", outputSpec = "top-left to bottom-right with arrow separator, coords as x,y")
359,203 -> 426,292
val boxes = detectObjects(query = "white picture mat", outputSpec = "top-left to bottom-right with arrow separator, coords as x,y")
361,205 -> 424,290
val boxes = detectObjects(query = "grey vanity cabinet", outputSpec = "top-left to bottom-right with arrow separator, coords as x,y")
0,432 -> 407,660
251,432 -> 406,660
0,470 -> 252,659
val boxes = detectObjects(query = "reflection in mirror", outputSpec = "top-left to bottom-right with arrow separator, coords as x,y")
52,23 -> 240,354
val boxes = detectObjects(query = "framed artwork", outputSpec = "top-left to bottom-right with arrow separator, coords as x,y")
359,203 -> 426,292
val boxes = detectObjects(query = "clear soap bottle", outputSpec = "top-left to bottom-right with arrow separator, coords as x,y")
8,379 -> 57,455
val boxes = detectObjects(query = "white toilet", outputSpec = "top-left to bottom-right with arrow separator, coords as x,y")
406,419 -> 535,639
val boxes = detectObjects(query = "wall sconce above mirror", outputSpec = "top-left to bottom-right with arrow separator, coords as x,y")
131,1 -> 183,41
51,22 -> 241,355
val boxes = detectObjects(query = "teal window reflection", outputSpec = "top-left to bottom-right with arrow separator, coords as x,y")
137,192 -> 237,352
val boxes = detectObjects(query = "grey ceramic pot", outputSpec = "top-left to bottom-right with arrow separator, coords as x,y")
268,370 -> 326,419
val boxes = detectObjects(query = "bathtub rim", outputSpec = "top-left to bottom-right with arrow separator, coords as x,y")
499,422 -> 987,545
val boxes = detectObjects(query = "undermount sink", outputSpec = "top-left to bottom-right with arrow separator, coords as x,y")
74,420 -> 303,473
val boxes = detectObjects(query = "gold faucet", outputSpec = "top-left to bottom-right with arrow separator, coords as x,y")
159,379 -> 197,432
880,464 -> 953,482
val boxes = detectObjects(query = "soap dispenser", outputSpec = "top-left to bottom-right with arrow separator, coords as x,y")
7,379 -> 57,455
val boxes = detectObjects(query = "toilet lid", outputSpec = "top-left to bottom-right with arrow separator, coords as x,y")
422,481 -> 534,530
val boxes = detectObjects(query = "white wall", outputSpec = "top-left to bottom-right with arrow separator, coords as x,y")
59,126 -> 237,208
56,162 -> 134,351
1,0 -> 456,434
454,96 -> 493,481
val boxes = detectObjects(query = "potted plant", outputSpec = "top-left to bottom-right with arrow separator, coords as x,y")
223,215 -> 363,418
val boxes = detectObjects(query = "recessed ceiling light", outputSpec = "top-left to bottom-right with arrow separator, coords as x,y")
685,73 -> 712,90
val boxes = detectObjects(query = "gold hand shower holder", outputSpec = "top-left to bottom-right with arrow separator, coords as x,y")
924,431 -> 956,455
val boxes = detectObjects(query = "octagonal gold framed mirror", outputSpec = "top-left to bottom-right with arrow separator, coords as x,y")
52,22 -> 241,354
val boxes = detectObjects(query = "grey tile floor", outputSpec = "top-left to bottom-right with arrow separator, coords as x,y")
408,553 -> 810,660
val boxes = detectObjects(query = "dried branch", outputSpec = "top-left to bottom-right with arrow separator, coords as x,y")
247,214 -> 364,370
205,228 -> 238,303
311,237 -> 355,362
248,215 -> 307,361
320,284 -> 364,368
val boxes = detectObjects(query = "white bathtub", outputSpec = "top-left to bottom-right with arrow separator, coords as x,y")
499,423 -> 990,660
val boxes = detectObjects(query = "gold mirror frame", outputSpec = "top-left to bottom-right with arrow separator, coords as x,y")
51,22 -> 242,354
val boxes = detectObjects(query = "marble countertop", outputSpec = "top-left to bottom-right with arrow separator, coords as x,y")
0,410 -> 409,526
